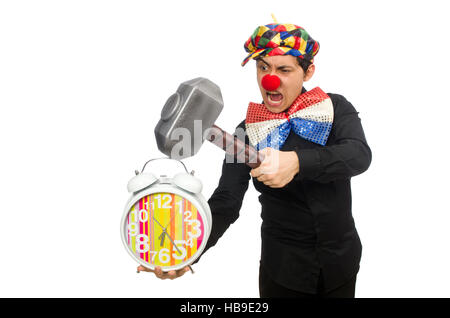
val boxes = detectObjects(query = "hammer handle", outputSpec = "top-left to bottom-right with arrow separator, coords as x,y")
205,125 -> 264,169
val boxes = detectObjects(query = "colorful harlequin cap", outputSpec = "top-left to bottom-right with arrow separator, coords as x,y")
242,23 -> 320,66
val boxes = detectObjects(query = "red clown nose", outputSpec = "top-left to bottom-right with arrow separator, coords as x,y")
261,74 -> 281,91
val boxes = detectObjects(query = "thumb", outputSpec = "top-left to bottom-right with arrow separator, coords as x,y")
137,265 -> 151,273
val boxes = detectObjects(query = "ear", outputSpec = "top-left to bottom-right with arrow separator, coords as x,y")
303,64 -> 315,82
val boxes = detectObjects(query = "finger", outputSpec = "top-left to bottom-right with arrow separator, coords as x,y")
254,167 -> 267,178
137,265 -> 153,273
257,174 -> 273,182
265,181 -> 278,187
262,176 -> 277,186
266,179 -> 286,188
264,181 -> 275,187
177,267 -> 190,277
250,168 -> 261,178
167,270 -> 177,280
154,266 -> 165,279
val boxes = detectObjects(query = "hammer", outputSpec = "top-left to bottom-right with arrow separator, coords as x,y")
154,77 -> 264,168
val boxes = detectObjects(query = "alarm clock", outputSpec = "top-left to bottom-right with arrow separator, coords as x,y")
120,157 -> 212,272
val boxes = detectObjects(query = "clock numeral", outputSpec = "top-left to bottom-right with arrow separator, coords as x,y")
184,211 -> 202,240
128,222 -> 138,237
175,200 -> 183,214
128,209 -> 149,237
129,209 -> 149,223
184,210 -> 192,221
138,209 -> 149,222
188,220 -> 202,239
143,200 -> 154,211
172,240 -> 187,260
149,250 -> 157,262
134,235 -> 188,264
136,234 -> 150,253
158,248 -> 170,264
154,194 -> 173,209
130,210 -> 136,222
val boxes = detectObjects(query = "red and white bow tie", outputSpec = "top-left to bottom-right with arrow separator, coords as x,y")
245,87 -> 334,150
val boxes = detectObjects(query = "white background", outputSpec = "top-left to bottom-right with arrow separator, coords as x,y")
1,0 -> 449,298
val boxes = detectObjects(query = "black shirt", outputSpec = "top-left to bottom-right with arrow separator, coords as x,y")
197,88 -> 372,294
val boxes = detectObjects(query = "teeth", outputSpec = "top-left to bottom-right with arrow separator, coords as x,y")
268,94 -> 283,104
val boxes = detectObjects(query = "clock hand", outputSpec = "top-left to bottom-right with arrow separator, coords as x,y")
163,214 -> 176,230
154,217 -> 167,246
159,232 -> 166,246
153,217 -> 165,229
152,216 -> 193,273
153,216 -> 181,254
161,229 -> 183,254
159,214 -> 176,247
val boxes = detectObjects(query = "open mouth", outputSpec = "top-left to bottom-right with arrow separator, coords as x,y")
266,91 -> 284,107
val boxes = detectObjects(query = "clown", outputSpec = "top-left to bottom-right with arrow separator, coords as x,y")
140,21 -> 372,299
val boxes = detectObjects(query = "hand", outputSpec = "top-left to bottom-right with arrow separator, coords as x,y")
137,265 -> 192,280
250,148 -> 299,188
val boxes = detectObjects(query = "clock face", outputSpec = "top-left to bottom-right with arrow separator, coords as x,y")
123,192 -> 205,270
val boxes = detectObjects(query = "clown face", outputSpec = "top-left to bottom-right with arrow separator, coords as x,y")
256,55 -> 315,113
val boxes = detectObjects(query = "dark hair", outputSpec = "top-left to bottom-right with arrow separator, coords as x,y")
296,56 -> 312,74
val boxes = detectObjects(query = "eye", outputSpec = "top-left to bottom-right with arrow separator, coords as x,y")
259,64 -> 269,71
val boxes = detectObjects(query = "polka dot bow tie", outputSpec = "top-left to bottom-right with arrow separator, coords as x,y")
245,87 -> 334,150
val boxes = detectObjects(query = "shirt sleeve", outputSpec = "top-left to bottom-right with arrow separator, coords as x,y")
193,121 -> 251,263
294,94 -> 372,183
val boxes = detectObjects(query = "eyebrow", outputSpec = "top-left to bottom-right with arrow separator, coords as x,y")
258,58 -> 295,70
